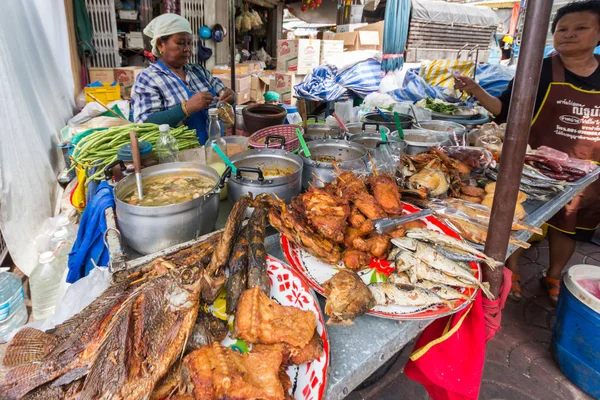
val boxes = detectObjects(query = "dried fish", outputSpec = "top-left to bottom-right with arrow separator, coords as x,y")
369,283 -> 452,308
226,226 -> 249,315
247,204 -> 270,296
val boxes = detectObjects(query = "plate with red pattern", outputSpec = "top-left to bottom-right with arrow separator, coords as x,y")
280,202 -> 480,320
209,256 -> 329,400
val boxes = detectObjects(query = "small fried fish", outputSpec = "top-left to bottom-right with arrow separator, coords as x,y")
369,283 -> 452,308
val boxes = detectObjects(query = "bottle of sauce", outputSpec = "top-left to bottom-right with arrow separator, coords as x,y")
205,108 -> 228,200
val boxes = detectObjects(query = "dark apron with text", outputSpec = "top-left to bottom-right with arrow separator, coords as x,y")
529,55 -> 600,233
157,60 -> 216,145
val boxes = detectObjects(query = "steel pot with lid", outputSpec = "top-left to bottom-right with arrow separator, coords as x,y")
345,122 -> 391,139
349,134 -> 402,153
415,120 -> 468,146
394,129 -> 450,155
363,111 -> 414,132
304,115 -> 345,141
113,162 -> 221,255
223,147 -> 304,204
298,139 -> 368,189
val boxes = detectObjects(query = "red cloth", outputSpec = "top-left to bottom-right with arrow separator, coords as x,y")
405,292 -> 486,400
405,268 -> 513,399
482,267 -> 512,341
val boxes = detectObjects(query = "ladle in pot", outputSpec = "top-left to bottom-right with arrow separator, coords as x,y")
129,131 -> 143,200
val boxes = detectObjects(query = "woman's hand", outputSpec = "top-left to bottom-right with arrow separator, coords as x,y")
218,88 -> 235,104
454,75 -> 482,95
186,92 -> 215,113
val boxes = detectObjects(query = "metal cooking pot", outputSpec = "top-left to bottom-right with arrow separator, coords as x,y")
304,115 -> 345,141
349,134 -> 401,153
345,122 -> 391,139
415,120 -> 468,146
394,129 -> 450,155
298,139 -> 368,189
363,111 -> 414,132
223,148 -> 304,203
113,162 -> 220,255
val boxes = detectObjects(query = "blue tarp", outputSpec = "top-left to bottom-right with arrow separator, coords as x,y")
294,59 -> 384,102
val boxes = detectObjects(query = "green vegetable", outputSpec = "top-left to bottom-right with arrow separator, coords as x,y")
424,98 -> 459,115
69,123 -> 200,184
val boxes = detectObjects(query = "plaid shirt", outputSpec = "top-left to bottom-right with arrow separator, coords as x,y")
131,62 -> 225,122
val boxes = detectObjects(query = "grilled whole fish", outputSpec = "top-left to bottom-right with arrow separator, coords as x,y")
186,310 -> 229,353
389,274 -> 470,301
247,204 -> 270,296
369,283 -> 452,308
413,262 -> 478,289
226,226 -> 249,315
202,195 -> 252,302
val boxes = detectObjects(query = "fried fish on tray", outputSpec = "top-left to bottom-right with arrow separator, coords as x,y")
235,287 -> 316,348
323,270 -> 376,325
181,343 -> 287,400
298,187 -> 350,243
247,204 -> 271,296
268,198 -> 342,265
167,232 -> 222,267
367,174 -> 403,215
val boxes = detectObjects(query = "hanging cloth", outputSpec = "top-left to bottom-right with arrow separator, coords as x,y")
156,60 -> 216,145
73,0 -> 94,57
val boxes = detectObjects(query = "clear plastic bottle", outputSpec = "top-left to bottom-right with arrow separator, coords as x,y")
0,272 -> 27,343
205,108 -> 228,200
51,227 -> 73,266
30,252 -> 65,321
155,124 -> 179,163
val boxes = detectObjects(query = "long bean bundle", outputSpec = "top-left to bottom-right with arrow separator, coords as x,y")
70,123 -> 199,182
382,0 -> 411,72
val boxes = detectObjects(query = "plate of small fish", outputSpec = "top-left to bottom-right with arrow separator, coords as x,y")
282,203 -> 497,321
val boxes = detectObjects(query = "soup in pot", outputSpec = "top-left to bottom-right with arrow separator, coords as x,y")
123,175 -> 215,207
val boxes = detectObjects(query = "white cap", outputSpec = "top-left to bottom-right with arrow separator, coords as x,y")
208,108 -> 218,116
53,227 -> 69,240
159,124 -> 170,133
39,251 -> 55,264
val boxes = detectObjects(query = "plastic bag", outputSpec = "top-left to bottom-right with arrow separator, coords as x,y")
68,100 -> 130,127
363,92 -> 396,109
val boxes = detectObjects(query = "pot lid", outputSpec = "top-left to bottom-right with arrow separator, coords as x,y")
118,141 -> 153,161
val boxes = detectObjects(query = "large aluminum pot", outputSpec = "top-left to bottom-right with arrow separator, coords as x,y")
349,134 -> 401,153
394,129 -> 450,155
304,116 -> 345,141
114,162 -> 220,255
363,111 -> 414,132
345,122 -> 391,139
298,139 -> 368,189
415,120 -> 468,146
224,148 -> 304,203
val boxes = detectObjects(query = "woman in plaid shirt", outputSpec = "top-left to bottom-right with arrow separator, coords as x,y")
131,14 -> 234,145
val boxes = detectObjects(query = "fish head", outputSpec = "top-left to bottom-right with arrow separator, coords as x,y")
391,237 -> 418,251
167,266 -> 203,310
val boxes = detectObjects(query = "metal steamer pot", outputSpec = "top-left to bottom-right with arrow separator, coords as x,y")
344,122 -> 391,139
224,148 -> 303,203
363,111 -> 414,132
304,116 -> 345,141
298,139 -> 369,189
113,162 -> 220,255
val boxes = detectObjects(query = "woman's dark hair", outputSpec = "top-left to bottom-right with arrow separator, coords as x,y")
551,0 -> 600,33
159,35 -> 172,43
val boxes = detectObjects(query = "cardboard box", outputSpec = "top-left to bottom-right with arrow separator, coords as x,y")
355,21 -> 384,51
336,23 -> 368,33
251,76 -> 270,92
320,40 -> 344,65
236,89 -> 251,105
212,64 -> 250,76
276,39 -> 321,74
270,73 -> 303,104
126,32 -> 144,49
114,66 -> 144,98
88,67 -> 115,83
334,30 -> 380,51
319,31 -> 336,40
250,89 -> 264,102
216,74 -> 251,92
241,61 -> 262,73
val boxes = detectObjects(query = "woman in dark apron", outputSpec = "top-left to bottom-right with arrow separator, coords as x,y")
455,1 -> 600,304
131,14 -> 235,145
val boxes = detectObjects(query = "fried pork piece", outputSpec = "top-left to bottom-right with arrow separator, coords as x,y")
343,220 -> 374,249
352,234 -> 392,259
348,206 -> 367,228
235,287 -> 316,348
252,329 -> 324,366
323,270 -> 376,325
299,188 -> 350,243
342,249 -> 371,271
368,174 -> 403,215
182,343 -> 287,400
268,201 -> 342,265
332,171 -> 386,219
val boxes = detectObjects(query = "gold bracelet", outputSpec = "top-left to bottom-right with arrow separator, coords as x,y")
181,101 -> 190,117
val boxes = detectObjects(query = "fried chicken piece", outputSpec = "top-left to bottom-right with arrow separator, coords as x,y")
343,220 -> 374,249
182,343 -> 286,400
268,202 -> 342,265
348,206 -> 367,228
252,330 -> 324,366
354,191 -> 387,219
352,234 -> 392,259
342,250 -> 371,271
235,287 -> 316,348
367,174 -> 403,215
299,188 -> 350,243
323,270 -> 376,325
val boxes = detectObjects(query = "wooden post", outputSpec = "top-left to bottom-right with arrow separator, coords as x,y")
483,0 -> 554,297
229,0 -> 236,135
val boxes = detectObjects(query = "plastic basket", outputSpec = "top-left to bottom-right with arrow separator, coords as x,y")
249,125 -> 301,153
85,84 -> 121,104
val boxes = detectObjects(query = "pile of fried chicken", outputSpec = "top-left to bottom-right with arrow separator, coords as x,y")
268,169 -> 424,271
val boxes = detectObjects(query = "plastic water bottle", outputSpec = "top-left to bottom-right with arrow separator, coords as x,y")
156,124 -> 179,163
205,109 -> 228,200
30,252 -> 65,321
51,227 -> 73,265
0,272 -> 27,343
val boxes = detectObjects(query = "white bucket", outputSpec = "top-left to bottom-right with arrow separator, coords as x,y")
564,264 -> 600,314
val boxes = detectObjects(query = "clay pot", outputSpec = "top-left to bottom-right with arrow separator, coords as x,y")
242,104 -> 287,134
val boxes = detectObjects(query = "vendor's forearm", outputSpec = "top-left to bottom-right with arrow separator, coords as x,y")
471,87 -> 503,116
144,106 -> 186,127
